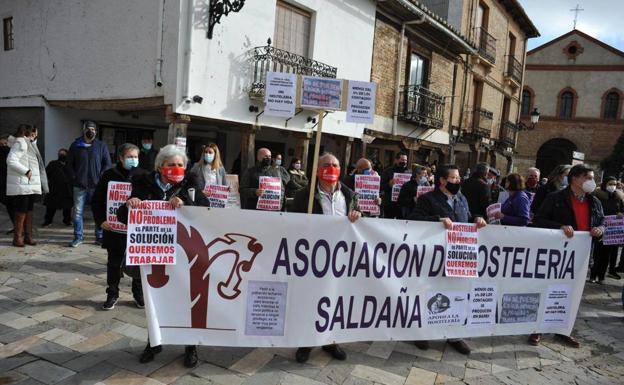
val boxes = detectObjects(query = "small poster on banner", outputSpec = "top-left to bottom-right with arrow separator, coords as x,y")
541,284 -> 571,326
416,185 -> 434,199
301,76 -> 343,110
425,291 -> 468,326
468,283 -> 497,326
203,184 -> 229,208
106,181 -> 132,233
125,200 -> 177,266
264,72 -> 297,118
603,215 -> 624,245
355,174 -> 380,216
487,203 -> 502,224
257,176 -> 282,211
500,293 -> 540,324
346,81 -> 376,124
391,173 -> 411,202
245,281 -> 288,336
445,223 -> 479,277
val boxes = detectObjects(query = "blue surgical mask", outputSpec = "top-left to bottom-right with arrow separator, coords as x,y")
123,158 -> 139,170
142,143 -> 152,151
560,176 -> 569,189
362,168 -> 372,175
275,159 -> 282,166
204,153 -> 215,164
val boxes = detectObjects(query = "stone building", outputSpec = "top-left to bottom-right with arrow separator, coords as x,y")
515,29 -> 624,177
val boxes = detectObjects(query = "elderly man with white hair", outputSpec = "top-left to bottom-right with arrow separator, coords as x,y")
240,147 -> 289,210
525,167 -> 541,194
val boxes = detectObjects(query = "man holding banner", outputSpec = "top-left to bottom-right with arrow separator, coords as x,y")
92,143 -> 147,310
408,164 -> 487,355
240,148 -> 287,211
292,152 -> 361,363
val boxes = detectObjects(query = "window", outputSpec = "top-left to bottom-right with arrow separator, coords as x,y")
3,17 -> 13,51
274,1 -> 311,58
604,92 -> 620,119
521,90 -> 531,116
408,52 -> 428,86
559,91 -> 574,119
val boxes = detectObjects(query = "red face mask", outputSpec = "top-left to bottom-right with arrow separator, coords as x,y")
526,177 -> 538,188
319,165 -> 341,183
161,166 -> 185,184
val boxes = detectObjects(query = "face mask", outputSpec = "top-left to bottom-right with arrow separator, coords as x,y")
487,178 -> 495,185
526,178 -> 538,188
362,168 -> 372,175
58,154 -> 67,162
274,159 -> 282,167
293,163 -> 301,170
204,153 -> 215,164
123,158 -> 139,170
261,158 -> 271,167
560,176 -> 569,189
445,181 -> 461,195
606,185 -> 617,193
419,176 -> 428,185
582,179 -> 596,194
319,165 -> 341,184
142,143 -> 152,151
85,131 -> 96,140
161,166 -> 185,184
397,162 -> 407,169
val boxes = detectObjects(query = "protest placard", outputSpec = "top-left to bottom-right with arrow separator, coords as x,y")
226,174 -> 241,209
257,176 -> 282,211
354,174 -> 380,216
106,181 -> 132,233
487,203 -> 502,224
445,223 -> 478,278
264,72 -> 297,118
203,184 -> 229,209
603,215 -> 624,245
300,76 -> 343,110
391,173 -> 411,202
126,200 -> 177,266
346,81 -> 376,124
416,185 -> 434,199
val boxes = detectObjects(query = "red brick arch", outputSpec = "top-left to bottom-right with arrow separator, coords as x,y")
556,87 -> 578,119
600,88 -> 624,120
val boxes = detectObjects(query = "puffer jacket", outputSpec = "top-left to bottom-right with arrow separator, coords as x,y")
6,136 -> 42,196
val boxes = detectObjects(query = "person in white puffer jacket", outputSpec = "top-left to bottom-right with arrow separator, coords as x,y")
6,124 -> 48,247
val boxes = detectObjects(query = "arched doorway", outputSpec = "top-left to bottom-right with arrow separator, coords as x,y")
536,138 -> 577,177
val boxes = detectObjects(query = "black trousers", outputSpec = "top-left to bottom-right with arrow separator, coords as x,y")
3,198 -> 15,224
13,194 -> 36,213
105,231 -> 142,298
44,207 -> 71,224
591,242 -> 618,280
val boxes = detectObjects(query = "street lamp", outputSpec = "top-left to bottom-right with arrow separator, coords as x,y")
517,108 -> 540,131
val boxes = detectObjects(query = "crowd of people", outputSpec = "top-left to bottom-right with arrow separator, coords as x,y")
1,121 -> 623,368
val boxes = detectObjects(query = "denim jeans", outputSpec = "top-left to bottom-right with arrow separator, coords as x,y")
72,187 -> 102,240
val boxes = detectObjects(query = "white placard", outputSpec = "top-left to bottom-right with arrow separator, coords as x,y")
346,81 -> 376,123
106,181 -> 132,233
445,223 -> 479,278
126,201 -> 177,265
264,72 -> 297,118
355,174 -> 380,216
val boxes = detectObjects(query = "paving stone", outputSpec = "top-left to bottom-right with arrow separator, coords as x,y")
229,348 -> 275,376
30,311 -> 62,323
0,324 -> 52,345
100,369 -> 165,385
314,360 -> 355,385
0,370 -> 28,385
192,363 -> 246,385
25,292 -> 70,305
106,347 -> 181,376
404,367 -> 437,385
2,318 -> 39,330
55,361 -> 120,385
0,336 -> 44,359
16,360 -> 76,385
148,359 -> 194,385
0,352 -> 39,373
25,341 -> 81,365
350,364 -> 406,385
70,331 -> 123,353
280,372 -> 327,385
365,341 -> 396,359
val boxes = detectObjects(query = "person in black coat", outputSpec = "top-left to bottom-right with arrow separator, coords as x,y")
92,143 -> 148,311
397,165 -> 430,218
115,144 -> 199,369
138,132 -> 158,172
460,162 -> 491,218
530,164 -> 571,213
591,176 -> 624,282
380,152 -> 409,218
0,134 -> 15,232
42,148 -> 73,226
530,164 -> 605,349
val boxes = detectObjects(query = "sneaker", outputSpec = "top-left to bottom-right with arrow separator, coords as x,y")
102,296 -> 118,310
139,344 -> 162,363
607,271 -> 621,280
69,238 -> 83,248
554,334 -> 580,348
134,297 -> 145,309
295,347 -> 312,363
322,344 -> 347,360
447,339 -> 471,355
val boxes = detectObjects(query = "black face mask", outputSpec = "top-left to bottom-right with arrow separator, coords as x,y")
260,158 -> 271,167
85,131 -> 96,140
446,181 -> 461,195
397,162 -> 407,169
58,154 -> 67,162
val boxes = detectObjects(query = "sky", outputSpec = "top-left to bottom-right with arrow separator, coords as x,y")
517,0 -> 624,51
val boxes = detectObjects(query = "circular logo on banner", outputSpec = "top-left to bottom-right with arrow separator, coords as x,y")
427,293 -> 450,314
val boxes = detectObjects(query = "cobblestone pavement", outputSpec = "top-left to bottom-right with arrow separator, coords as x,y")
1,205 -> 623,385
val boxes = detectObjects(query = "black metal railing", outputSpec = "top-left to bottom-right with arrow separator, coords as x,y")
505,55 -> 522,84
475,27 -> 496,64
472,107 -> 494,137
499,121 -> 517,147
249,44 -> 337,98
398,85 -> 445,129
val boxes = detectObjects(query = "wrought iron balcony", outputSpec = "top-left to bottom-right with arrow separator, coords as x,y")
505,55 -> 522,84
471,107 -> 493,137
398,85 -> 445,129
474,27 -> 496,64
249,44 -> 337,99
499,121 -> 517,148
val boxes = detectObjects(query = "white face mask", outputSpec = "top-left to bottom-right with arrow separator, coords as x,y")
606,185 -> 617,193
582,179 -> 596,193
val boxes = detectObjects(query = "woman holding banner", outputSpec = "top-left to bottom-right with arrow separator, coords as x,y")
188,143 -> 227,207
116,144 -> 199,368
92,143 -> 147,311
493,173 -> 531,227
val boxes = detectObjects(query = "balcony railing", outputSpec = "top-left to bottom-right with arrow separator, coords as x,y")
499,121 -> 517,148
398,85 -> 445,129
475,27 -> 496,64
505,55 -> 522,84
472,107 -> 494,137
249,44 -> 337,99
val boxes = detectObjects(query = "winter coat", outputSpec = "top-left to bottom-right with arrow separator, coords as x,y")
139,147 -> 158,172
407,189 -> 474,223
500,190 -> 531,226
6,136 -> 48,196
0,145 -> 9,203
593,188 -> 624,216
66,137 -> 112,189
286,169 -> 308,198
44,159 -> 73,209
531,181 -> 558,213
461,175 -> 491,218
398,179 -> 430,217
188,162 -> 227,207
292,182 -> 360,215
533,187 -> 605,230
240,164 -> 288,210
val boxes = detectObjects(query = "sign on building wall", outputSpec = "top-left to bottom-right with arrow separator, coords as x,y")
264,72 -> 297,118
346,80 -> 376,124
300,76 -> 343,110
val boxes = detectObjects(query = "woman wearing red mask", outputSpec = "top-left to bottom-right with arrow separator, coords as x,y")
116,144 -> 200,368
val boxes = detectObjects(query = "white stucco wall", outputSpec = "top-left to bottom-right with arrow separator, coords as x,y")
175,0 -> 377,138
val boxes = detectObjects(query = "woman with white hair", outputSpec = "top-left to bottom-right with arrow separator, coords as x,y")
116,144 -> 199,368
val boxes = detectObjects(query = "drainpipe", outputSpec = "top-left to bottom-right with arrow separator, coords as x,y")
155,0 -> 165,87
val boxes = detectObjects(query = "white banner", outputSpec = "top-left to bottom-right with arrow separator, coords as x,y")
264,72 -> 297,118
141,208 -> 591,347
346,81 -> 376,123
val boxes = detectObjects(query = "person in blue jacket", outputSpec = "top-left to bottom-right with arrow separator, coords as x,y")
66,121 -> 112,247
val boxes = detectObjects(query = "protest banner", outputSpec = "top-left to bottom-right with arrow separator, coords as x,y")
603,215 -> 624,245
256,176 -> 282,211
354,174 -> 380,216
264,72 -> 297,118
203,184 -> 229,209
346,81 -> 376,124
391,173 -> 411,202
126,201 -> 177,266
141,208 -> 591,347
487,203 -> 502,225
106,181 -> 132,232
445,223 -> 479,278
301,76 -> 343,110
416,185 -> 434,199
